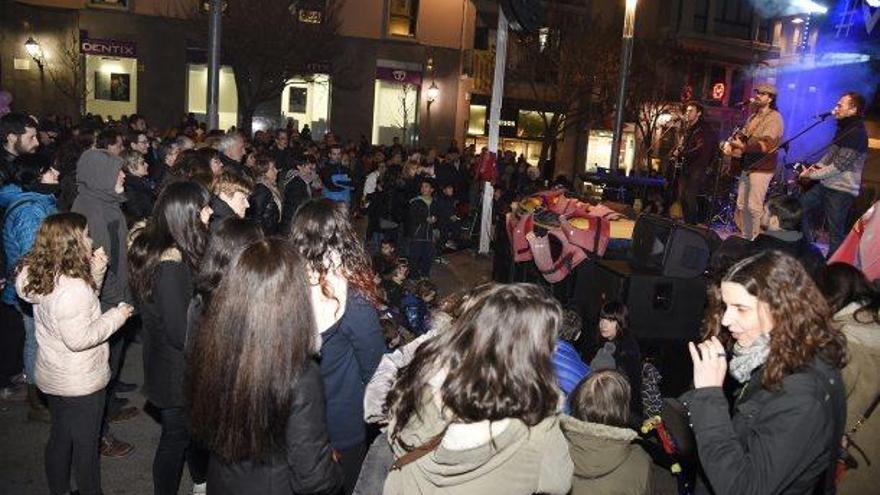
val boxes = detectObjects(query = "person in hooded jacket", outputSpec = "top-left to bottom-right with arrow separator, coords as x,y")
561,370 -> 653,495
383,283 -> 573,495
1,155 -> 59,422
72,139 -> 138,456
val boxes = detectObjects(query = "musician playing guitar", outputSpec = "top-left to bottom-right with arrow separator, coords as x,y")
670,101 -> 718,224
798,91 -> 868,258
721,83 -> 784,239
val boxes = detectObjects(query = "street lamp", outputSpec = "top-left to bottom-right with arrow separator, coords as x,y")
609,0 -> 637,173
24,37 -> 44,71
426,81 -> 440,103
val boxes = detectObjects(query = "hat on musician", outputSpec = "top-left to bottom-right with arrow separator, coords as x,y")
754,83 -> 777,96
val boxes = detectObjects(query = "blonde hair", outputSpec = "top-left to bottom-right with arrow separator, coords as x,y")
212,170 -> 253,197
18,213 -> 95,296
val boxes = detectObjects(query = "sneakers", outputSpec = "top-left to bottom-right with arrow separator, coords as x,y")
192,482 -> 207,494
100,434 -> 134,458
108,405 -> 139,423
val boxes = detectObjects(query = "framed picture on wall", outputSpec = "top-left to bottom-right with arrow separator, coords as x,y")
288,88 -> 307,113
95,72 -> 130,101
89,0 -> 129,10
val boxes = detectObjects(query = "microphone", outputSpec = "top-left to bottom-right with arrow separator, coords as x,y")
814,111 -> 833,120
734,98 -> 755,108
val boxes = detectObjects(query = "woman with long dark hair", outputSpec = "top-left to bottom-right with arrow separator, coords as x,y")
683,251 -> 847,494
290,198 -> 386,494
187,239 -> 342,494
817,263 -> 880,495
383,283 -> 573,494
129,181 -> 212,494
586,301 -> 643,420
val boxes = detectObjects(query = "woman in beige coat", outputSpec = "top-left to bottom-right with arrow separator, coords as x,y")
818,263 -> 880,495
15,213 -> 133,495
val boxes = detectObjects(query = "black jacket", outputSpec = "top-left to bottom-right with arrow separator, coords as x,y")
404,196 -> 435,241
141,259 -> 193,409
588,333 -> 643,418
752,232 -> 824,281
682,357 -> 845,495
219,153 -> 250,178
123,173 -> 154,224
209,194 -> 238,233
207,361 -> 343,495
247,183 -> 280,235
280,175 -> 312,235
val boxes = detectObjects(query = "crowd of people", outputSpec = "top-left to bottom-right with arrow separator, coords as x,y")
0,108 -> 878,495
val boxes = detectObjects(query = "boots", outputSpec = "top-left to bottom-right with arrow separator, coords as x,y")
27,384 -> 51,423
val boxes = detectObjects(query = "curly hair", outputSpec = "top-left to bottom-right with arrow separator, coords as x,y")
289,198 -> 379,306
703,251 -> 847,389
385,283 -> 562,445
18,213 -> 95,296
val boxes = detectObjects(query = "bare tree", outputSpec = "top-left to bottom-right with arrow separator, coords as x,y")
395,82 -> 417,146
211,0 -> 343,134
507,3 -> 621,174
46,29 -> 90,116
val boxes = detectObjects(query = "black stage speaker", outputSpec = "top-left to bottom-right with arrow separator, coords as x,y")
630,214 -> 719,279
586,260 -> 707,341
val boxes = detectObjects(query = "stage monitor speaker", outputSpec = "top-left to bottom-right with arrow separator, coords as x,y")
586,260 -> 707,341
630,214 -> 719,279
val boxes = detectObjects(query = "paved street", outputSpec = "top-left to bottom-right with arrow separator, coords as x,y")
0,250 -> 491,494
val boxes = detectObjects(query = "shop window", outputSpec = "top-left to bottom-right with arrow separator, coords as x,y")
186,64 -> 239,131
468,105 -> 487,136
517,110 -> 552,139
388,0 -> 418,37
584,128 -> 635,175
281,74 -> 331,137
85,55 -> 137,120
372,80 -> 419,145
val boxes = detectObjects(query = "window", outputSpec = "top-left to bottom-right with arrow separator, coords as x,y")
282,74 -> 331,138
372,80 -> 419,145
388,0 -> 418,37
186,64 -> 238,131
468,105 -> 487,135
713,0 -> 754,40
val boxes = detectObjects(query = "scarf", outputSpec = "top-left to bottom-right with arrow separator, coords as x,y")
728,332 -> 771,383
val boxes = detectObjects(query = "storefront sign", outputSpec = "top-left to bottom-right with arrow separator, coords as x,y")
376,67 -> 422,86
81,38 -> 136,57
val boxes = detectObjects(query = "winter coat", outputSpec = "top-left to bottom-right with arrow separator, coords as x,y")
560,415 -> 653,495
320,290 -> 387,450
553,340 -> 590,404
383,391 -> 573,495
280,174 -> 311,235
836,303 -> 880,495
681,357 -> 846,495
405,196 -> 435,241
752,231 -> 824,281
2,185 -> 57,305
122,172 -> 154,224
320,163 -> 352,204
208,194 -> 238,233
16,266 -> 128,397
140,249 -> 194,409
72,148 -> 132,308
246,183 -> 281,236
207,360 -> 343,495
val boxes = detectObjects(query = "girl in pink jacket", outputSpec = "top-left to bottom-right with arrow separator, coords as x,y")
15,212 -> 133,495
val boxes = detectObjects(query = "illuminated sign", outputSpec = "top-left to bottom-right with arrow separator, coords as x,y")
80,38 -> 136,57
712,82 -> 726,100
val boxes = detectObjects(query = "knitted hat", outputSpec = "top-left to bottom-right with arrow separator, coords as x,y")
590,342 -> 617,371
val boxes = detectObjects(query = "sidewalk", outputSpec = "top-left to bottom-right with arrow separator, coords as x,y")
0,250 -> 491,494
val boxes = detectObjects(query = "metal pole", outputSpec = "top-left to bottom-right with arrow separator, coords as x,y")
479,7 -> 509,255
207,0 -> 222,131
609,0 -> 637,173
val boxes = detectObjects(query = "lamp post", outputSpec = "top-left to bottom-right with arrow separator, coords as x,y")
609,0 -> 637,173
206,0 -> 223,131
24,37 -> 45,72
